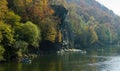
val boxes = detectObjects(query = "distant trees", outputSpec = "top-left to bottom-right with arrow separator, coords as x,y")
61,0 -> 119,48
95,24 -> 118,44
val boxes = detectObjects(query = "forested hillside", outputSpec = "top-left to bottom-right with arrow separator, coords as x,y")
52,0 -> 120,48
0,0 -> 120,61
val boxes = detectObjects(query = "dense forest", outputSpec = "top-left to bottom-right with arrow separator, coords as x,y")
0,0 -> 120,62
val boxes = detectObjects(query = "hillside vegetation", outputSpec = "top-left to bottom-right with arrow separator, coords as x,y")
53,0 -> 120,48
0,0 -> 120,61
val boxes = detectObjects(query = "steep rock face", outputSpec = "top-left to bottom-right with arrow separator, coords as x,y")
39,5 -> 70,51
51,5 -> 74,49
51,5 -> 68,24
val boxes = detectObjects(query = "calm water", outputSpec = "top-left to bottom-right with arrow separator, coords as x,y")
1,46 -> 120,71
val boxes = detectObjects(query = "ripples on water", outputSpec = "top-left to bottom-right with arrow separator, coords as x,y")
88,56 -> 120,71
85,47 -> 120,71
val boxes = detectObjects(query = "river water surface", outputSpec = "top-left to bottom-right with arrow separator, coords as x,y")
0,46 -> 120,71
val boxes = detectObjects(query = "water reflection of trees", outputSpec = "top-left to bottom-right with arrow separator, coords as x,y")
1,46 -> 120,71
29,55 -> 63,71
61,53 -> 98,71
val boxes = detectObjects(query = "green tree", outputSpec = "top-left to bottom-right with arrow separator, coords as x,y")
0,21 -> 15,46
4,11 -> 21,26
0,22 -> 15,61
15,21 -> 41,47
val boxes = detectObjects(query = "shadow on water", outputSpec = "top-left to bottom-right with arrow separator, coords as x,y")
1,45 -> 120,71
